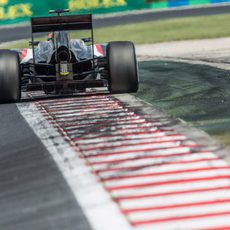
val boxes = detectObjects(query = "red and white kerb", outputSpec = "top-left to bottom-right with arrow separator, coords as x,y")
35,95 -> 230,230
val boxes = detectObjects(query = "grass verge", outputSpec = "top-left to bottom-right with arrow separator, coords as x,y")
1,13 -> 230,49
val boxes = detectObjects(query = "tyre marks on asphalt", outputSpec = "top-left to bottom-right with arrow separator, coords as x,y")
19,94 -> 230,230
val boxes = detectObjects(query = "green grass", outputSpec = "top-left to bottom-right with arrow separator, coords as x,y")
94,13 -> 230,44
1,13 -> 230,49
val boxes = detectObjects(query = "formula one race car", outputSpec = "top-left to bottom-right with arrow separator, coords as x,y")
0,9 -> 139,103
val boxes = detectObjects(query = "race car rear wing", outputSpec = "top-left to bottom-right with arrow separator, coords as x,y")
31,14 -> 92,33
30,12 -> 96,69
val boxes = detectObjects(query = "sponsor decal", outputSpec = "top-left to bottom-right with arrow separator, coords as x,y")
68,0 -> 127,11
0,0 -> 230,25
0,0 -> 32,20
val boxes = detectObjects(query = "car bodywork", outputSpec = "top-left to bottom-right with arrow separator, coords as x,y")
20,12 -> 109,94
0,9 -> 138,103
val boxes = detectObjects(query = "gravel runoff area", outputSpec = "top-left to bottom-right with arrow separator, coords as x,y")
136,37 -> 230,70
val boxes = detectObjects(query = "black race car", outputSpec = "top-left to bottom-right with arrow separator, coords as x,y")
0,9 -> 139,103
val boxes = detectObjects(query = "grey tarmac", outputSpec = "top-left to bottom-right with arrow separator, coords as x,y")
0,103 -> 91,230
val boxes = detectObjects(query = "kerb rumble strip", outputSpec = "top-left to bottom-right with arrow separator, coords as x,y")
18,94 -> 230,230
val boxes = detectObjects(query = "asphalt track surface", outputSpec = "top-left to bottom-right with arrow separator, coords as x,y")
0,104 -> 91,230
1,4 -> 230,43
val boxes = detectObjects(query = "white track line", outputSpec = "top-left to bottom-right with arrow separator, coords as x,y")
99,160 -> 229,179
120,189 -> 230,210
137,215 -> 230,230
104,168 -> 230,187
128,202 -> 230,221
110,178 -> 230,198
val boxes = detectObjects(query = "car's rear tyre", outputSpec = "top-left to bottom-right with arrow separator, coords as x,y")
107,41 -> 139,93
0,50 -> 21,103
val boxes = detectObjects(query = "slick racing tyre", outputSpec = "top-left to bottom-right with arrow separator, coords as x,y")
0,50 -> 21,103
107,41 -> 139,94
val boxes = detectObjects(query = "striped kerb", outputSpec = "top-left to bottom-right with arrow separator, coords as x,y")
35,95 -> 230,230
